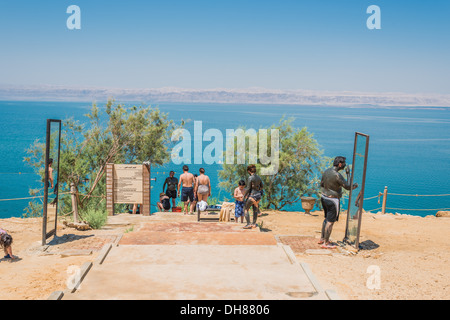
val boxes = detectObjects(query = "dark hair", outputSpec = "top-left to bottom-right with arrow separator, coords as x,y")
183,165 -> 189,172
247,164 -> 256,173
194,174 -> 198,178
48,158 -> 53,165
333,156 -> 346,167
238,180 -> 246,186
199,168 -> 205,174
169,171 -> 174,175
0,233 -> 13,249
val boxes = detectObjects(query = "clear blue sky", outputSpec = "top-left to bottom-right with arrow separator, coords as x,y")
0,0 -> 449,93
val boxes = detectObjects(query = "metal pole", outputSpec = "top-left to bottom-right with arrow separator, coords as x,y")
381,186 -> 388,214
71,183 -> 79,223
149,162 -> 152,215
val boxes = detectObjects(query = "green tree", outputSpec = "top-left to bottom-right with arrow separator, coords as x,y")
218,118 -> 329,211
23,100 -> 182,218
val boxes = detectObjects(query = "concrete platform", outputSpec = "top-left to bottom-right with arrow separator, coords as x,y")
64,245 -> 327,300
120,222 -> 277,246
62,220 -> 332,300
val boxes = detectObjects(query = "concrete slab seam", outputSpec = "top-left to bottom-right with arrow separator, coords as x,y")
325,289 -> 341,300
67,261 -> 93,294
281,244 -> 298,265
94,243 -> 112,265
299,262 -> 325,296
114,234 -> 123,247
47,290 -> 64,300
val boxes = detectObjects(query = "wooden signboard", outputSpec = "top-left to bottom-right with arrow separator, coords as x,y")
106,163 -> 150,216
114,164 -> 143,204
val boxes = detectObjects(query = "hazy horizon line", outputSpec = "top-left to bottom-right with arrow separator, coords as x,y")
1,84 -> 450,107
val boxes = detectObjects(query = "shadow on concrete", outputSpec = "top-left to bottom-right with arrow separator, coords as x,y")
48,234 -> 94,246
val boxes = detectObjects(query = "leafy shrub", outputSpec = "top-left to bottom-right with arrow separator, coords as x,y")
80,205 -> 107,229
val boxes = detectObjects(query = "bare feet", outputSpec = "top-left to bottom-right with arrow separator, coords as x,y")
321,242 -> 337,249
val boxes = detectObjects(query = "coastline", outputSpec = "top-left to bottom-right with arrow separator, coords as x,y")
1,85 -> 450,107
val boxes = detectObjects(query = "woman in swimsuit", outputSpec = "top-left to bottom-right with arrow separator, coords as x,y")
195,168 -> 211,203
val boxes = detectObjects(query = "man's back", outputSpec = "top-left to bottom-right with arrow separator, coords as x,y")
180,172 -> 194,188
321,167 -> 351,198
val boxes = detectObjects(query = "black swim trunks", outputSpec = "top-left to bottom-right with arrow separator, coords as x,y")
181,187 -> 194,202
321,195 -> 340,222
166,189 -> 177,199
249,191 -> 262,202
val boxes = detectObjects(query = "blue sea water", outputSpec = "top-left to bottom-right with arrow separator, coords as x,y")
0,100 -> 449,218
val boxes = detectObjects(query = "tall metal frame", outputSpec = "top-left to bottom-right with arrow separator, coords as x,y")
344,132 -> 370,249
42,119 -> 62,245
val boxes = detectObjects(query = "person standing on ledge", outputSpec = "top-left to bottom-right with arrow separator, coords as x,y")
195,168 -> 211,204
243,164 -> 264,229
319,156 -> 358,249
163,171 -> 178,209
177,165 -> 195,215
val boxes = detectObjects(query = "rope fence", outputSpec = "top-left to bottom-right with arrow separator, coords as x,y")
334,188 -> 450,214
0,192 -> 72,202
387,193 -> 450,197
1,185 -> 450,215
364,188 -> 450,214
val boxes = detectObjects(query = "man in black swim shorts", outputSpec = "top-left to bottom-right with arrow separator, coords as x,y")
177,165 -> 195,214
319,156 -> 358,248
163,171 -> 178,208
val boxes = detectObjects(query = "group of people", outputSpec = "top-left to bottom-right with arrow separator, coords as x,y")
157,166 -> 212,214
156,155 -> 355,236
157,164 -> 264,229
0,156 -> 354,262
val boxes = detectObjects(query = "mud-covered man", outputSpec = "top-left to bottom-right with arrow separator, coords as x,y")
319,156 -> 358,248
163,171 -> 178,209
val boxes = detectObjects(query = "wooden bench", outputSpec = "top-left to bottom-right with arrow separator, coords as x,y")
197,207 -> 221,221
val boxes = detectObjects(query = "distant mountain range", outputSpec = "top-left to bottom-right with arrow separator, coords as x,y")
1,84 -> 449,107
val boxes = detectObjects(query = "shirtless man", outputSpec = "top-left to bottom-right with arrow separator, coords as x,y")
177,165 -> 195,214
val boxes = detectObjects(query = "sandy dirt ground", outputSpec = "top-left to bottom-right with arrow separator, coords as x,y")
0,217 -> 122,300
0,211 -> 448,300
258,210 -> 450,300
